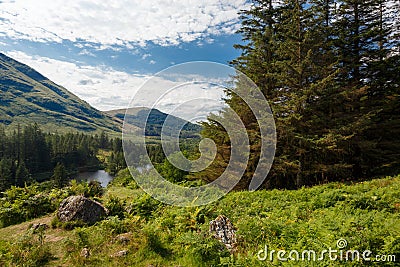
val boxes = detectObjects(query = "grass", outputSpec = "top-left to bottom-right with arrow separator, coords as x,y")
0,174 -> 399,266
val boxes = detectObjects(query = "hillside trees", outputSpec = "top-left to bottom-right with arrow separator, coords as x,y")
0,125 -> 125,190
199,0 -> 400,189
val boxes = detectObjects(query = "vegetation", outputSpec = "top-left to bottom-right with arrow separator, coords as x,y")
0,179 -> 105,229
199,0 -> 400,189
0,173 -> 398,266
0,1 -> 399,266
0,124 -> 127,190
107,107 -> 202,138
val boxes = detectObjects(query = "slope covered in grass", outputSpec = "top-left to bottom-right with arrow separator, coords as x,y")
0,174 -> 399,266
0,53 -> 119,134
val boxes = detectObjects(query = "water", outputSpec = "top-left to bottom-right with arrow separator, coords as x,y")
75,170 -> 114,187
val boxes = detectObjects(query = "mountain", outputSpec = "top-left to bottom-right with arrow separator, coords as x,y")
0,53 -> 120,133
0,52 -> 200,137
106,107 -> 202,138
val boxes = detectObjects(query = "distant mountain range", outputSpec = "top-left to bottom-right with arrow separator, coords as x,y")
0,53 -> 201,137
106,107 -> 201,138
0,52 -> 119,133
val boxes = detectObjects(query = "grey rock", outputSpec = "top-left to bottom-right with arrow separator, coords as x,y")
112,250 -> 128,257
209,215 -> 237,252
57,195 -> 107,225
115,233 -> 132,244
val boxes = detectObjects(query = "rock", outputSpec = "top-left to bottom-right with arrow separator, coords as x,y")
209,215 -> 237,252
114,233 -> 132,244
80,248 -> 90,258
57,195 -> 108,225
112,250 -> 128,257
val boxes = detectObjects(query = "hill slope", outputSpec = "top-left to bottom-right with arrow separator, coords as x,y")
0,173 -> 399,266
0,53 -> 119,133
106,107 -> 202,138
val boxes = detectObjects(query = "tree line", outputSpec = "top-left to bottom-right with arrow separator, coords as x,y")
199,0 -> 400,189
0,124 -> 127,190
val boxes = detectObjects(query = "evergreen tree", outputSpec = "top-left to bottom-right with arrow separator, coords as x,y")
52,162 -> 68,188
200,0 -> 399,189
15,161 -> 30,187
0,159 -> 12,191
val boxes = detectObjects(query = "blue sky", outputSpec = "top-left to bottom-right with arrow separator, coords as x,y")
0,0 -> 248,113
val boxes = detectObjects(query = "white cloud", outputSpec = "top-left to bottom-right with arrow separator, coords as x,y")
0,0 -> 248,48
141,53 -> 151,60
78,49 -> 96,57
6,50 -> 150,111
6,51 -> 227,119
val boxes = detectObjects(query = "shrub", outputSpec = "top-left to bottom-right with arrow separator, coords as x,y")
0,185 -> 60,228
105,196 -> 126,219
87,180 -> 104,197
127,194 -> 161,218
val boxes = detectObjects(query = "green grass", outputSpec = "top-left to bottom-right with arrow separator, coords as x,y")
0,175 -> 399,266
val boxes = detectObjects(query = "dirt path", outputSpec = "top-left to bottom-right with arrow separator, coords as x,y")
0,214 -> 68,243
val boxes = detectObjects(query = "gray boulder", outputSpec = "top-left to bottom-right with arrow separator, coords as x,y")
209,215 -> 237,252
57,195 -> 107,225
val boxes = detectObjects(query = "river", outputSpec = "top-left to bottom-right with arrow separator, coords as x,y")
75,170 -> 114,187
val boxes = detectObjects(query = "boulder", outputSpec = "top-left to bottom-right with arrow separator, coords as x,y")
209,215 -> 237,252
57,195 -> 107,225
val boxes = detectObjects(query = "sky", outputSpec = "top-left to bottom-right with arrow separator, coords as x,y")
0,0 -> 249,118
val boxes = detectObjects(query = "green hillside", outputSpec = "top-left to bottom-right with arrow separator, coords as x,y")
0,172 -> 399,266
0,53 -> 120,134
106,107 -> 202,138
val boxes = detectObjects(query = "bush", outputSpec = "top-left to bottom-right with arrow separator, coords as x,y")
0,185 -> 63,228
87,180 -> 103,197
104,196 -> 126,218
127,194 -> 162,218
69,180 -> 104,198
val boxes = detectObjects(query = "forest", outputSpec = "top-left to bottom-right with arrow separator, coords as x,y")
0,124 -> 129,190
199,0 -> 400,189
0,123 -> 194,192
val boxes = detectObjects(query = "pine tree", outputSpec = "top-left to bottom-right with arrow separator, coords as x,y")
52,162 -> 68,188
199,0 -> 399,189
333,0 -> 399,177
0,159 -> 12,191
15,161 -> 30,187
